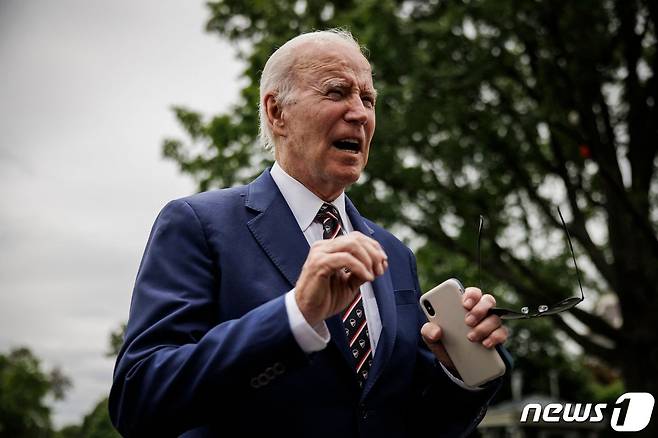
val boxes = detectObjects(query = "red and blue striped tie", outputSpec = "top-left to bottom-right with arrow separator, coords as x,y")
314,203 -> 372,387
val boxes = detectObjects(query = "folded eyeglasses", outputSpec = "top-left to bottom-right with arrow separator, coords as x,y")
481,207 -> 585,320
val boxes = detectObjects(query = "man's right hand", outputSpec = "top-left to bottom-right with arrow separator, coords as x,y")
295,231 -> 388,326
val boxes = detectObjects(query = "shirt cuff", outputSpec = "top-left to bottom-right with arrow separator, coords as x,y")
285,289 -> 330,353
439,362 -> 483,392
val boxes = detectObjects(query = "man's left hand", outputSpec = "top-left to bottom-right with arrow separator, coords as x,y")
420,287 -> 508,371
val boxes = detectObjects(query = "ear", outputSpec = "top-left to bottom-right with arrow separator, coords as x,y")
263,92 -> 287,137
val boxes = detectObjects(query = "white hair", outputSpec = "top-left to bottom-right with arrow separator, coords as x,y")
258,29 -> 365,151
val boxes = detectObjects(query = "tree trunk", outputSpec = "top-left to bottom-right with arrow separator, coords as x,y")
617,319 -> 658,436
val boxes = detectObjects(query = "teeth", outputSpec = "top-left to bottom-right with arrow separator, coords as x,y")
333,138 -> 361,153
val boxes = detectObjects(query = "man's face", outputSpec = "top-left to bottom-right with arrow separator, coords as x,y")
275,41 -> 376,201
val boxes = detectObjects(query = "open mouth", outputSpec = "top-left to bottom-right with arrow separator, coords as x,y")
332,138 -> 361,153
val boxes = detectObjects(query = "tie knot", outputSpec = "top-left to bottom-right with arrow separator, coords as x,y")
314,203 -> 343,239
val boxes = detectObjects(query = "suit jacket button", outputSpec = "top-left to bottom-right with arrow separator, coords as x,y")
273,362 -> 285,374
265,366 -> 276,379
250,377 -> 260,388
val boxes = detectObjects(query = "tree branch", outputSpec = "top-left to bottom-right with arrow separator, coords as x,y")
570,307 -> 621,344
615,0 -> 657,198
546,136 -> 620,291
490,240 -> 620,339
552,315 -> 618,365
486,132 -> 619,290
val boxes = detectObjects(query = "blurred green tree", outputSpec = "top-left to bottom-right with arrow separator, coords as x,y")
55,324 -> 124,438
163,0 -> 656,434
0,347 -> 71,438
106,323 -> 126,359
56,398 -> 118,438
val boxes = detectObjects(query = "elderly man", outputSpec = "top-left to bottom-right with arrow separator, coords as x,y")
110,29 -> 508,437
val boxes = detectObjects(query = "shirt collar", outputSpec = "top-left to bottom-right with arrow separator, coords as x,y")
270,162 -> 348,233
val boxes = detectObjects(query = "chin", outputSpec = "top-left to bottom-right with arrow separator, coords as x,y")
331,167 -> 363,187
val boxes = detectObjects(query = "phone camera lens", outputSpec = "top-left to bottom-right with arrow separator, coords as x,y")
423,300 -> 435,316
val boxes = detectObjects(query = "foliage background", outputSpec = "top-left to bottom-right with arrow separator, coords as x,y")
165,0 -> 657,434
2,0 -> 655,436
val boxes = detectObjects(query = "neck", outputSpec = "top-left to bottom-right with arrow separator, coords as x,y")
274,159 -> 344,202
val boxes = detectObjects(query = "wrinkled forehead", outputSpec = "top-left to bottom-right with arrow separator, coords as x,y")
293,42 -> 375,91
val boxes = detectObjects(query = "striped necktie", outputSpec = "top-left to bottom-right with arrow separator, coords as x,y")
314,203 -> 372,387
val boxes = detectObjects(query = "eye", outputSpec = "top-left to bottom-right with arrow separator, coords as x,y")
327,88 -> 345,100
361,95 -> 375,108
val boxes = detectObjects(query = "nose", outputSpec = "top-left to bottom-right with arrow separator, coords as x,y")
345,95 -> 368,126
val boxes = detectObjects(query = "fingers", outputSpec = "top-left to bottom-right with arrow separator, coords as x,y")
466,315 -> 505,346
338,232 -> 388,276
359,234 -> 388,275
464,291 -> 495,326
308,251 -> 375,282
296,233 -> 388,325
312,232 -> 388,277
483,326 -> 508,348
462,287 -> 507,348
468,323 -> 508,348
462,287 -> 483,309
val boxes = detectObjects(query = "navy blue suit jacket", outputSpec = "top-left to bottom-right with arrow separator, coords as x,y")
109,169 -> 503,437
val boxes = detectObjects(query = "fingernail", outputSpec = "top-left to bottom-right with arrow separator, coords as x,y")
467,332 -> 476,341
483,339 -> 492,348
465,314 -> 475,326
464,299 -> 473,308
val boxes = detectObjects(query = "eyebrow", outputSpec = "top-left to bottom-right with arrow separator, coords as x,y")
323,78 -> 378,100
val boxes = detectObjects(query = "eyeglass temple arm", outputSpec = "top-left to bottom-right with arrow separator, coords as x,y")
478,216 -> 513,318
477,215 -> 483,292
481,207 -> 584,319
557,207 -> 585,300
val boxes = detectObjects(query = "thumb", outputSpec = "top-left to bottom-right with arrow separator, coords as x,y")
421,323 -> 455,371
421,322 -> 442,343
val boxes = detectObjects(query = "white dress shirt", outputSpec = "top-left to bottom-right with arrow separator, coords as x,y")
271,162 -> 478,390
271,162 -> 382,354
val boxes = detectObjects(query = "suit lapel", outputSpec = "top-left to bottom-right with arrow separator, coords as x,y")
245,170 -> 309,287
345,199 -> 397,399
245,171 -> 361,371
245,173 -> 398,388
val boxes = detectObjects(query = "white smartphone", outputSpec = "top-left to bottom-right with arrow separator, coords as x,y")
420,278 -> 506,388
